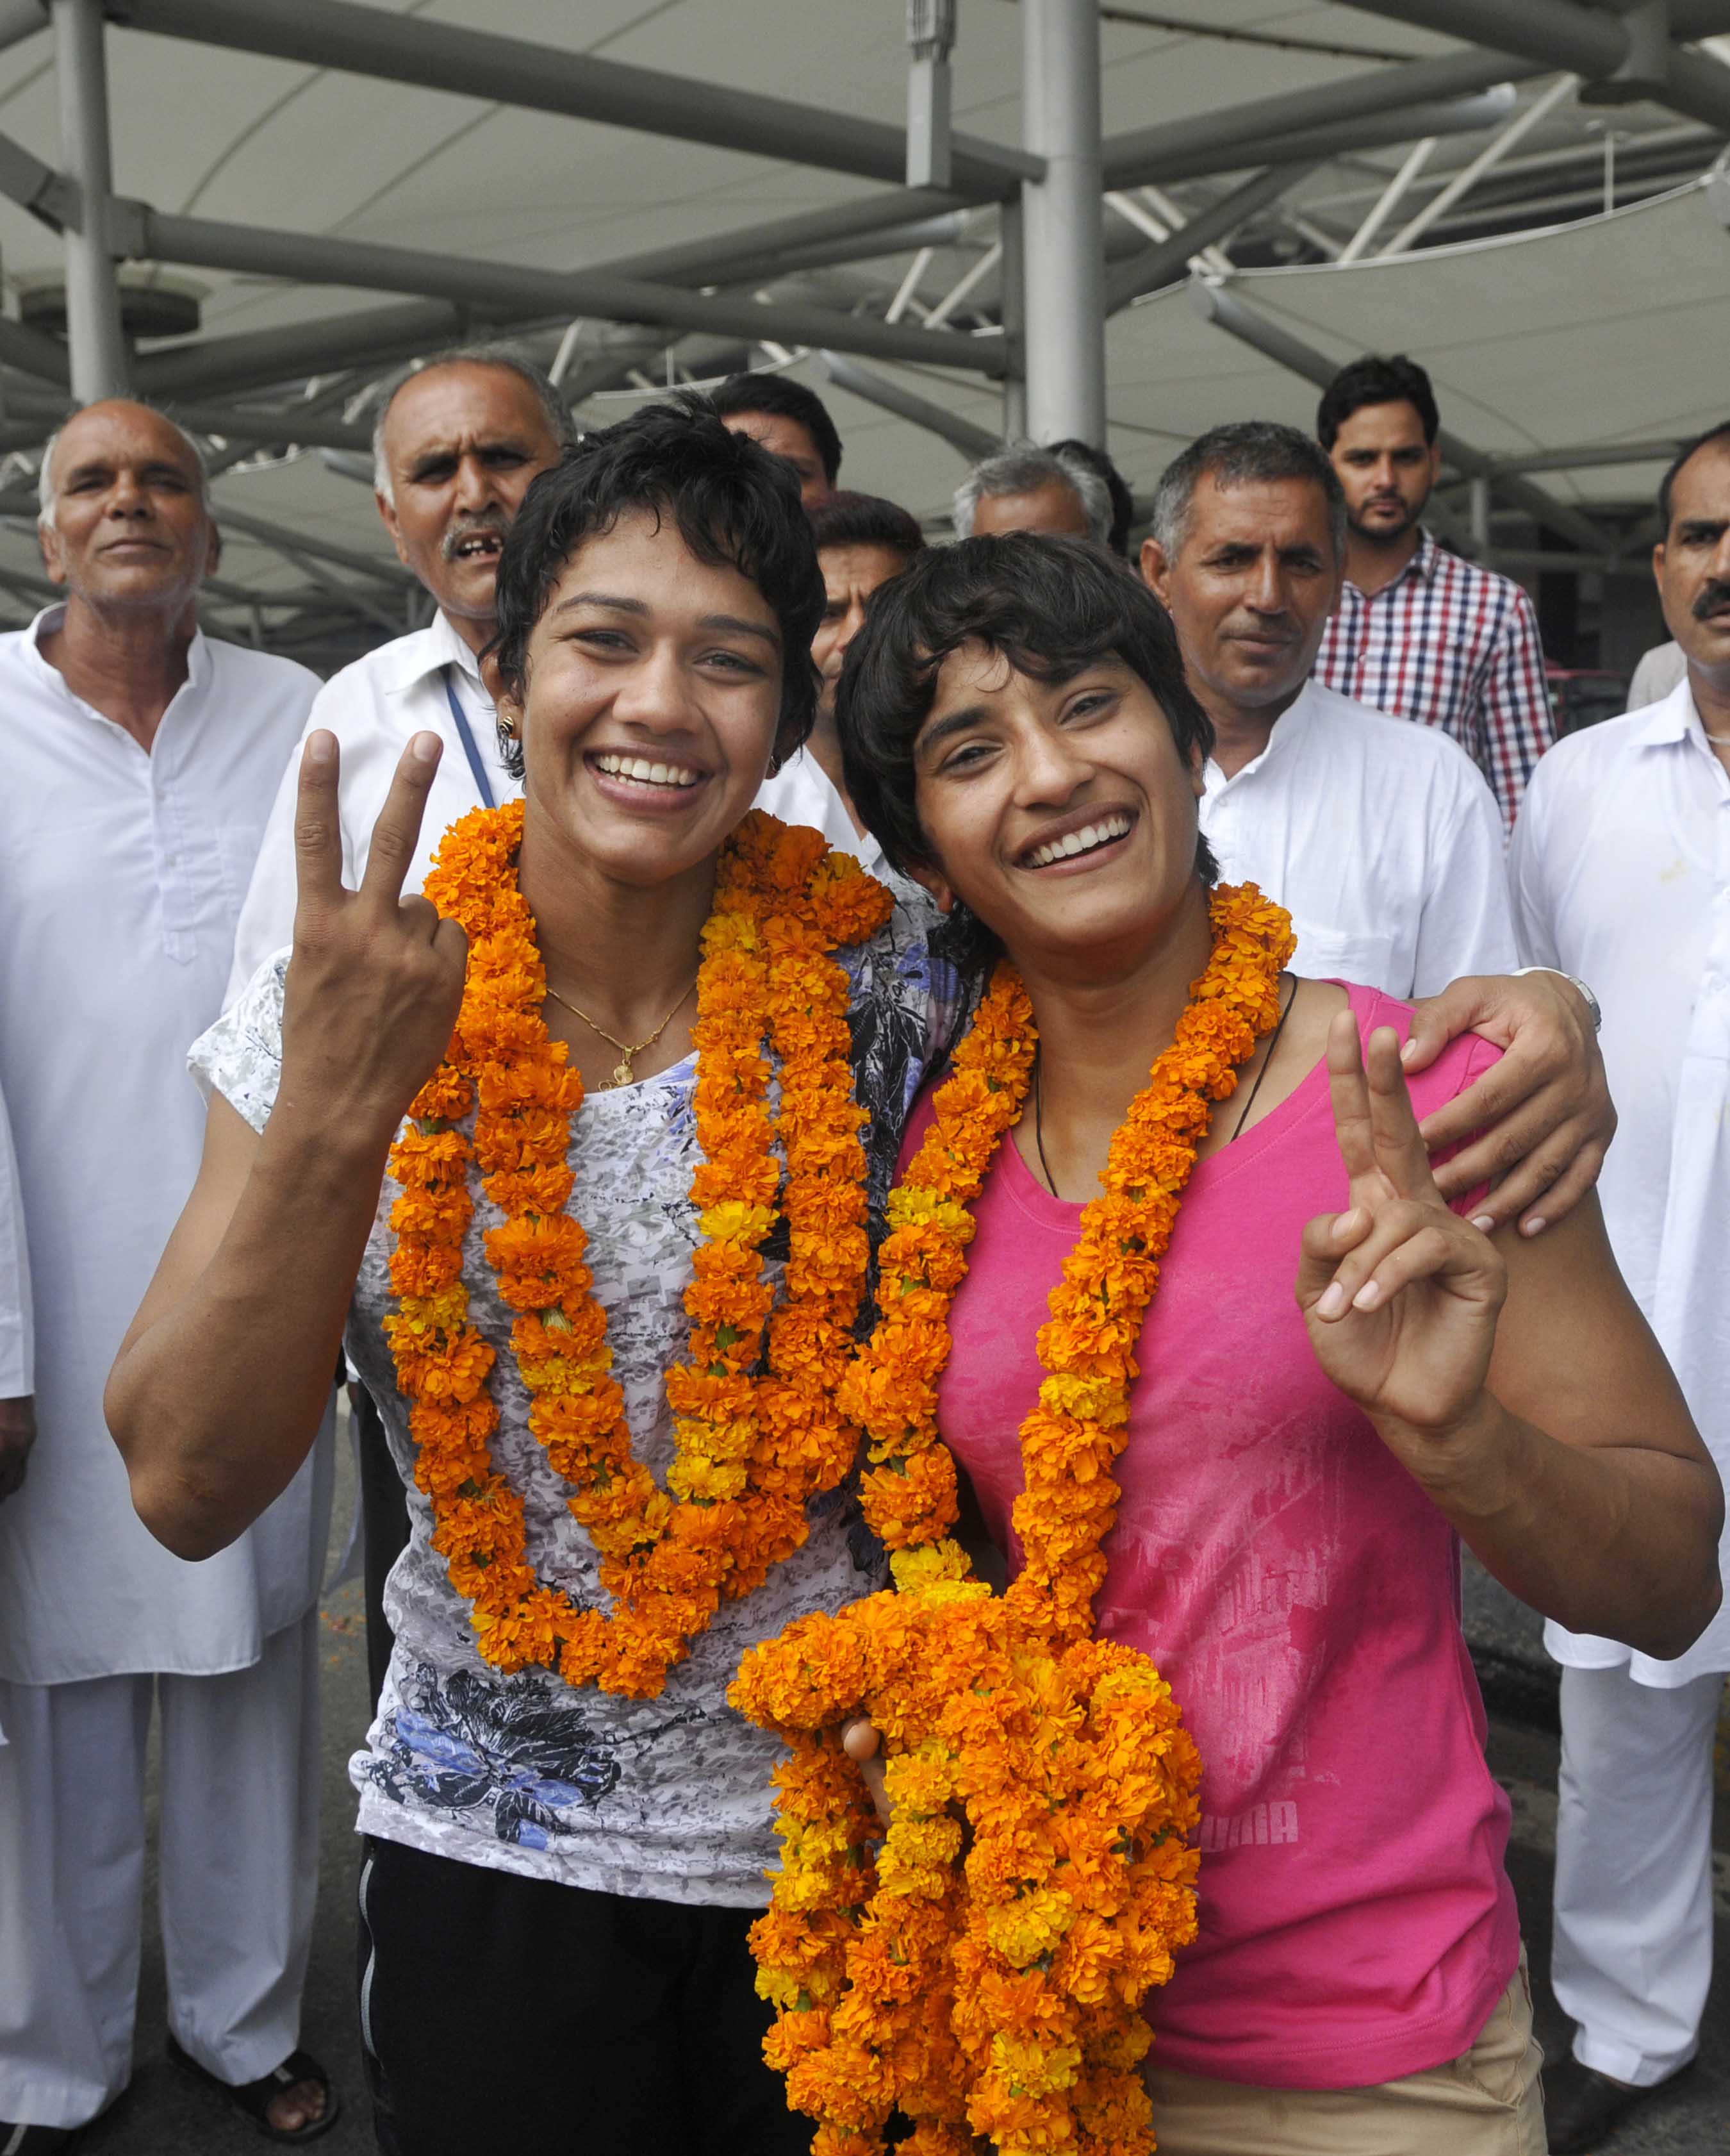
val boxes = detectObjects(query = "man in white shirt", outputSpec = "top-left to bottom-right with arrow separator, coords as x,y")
226,344 -> 573,999
0,402 -> 329,2144
754,488 -> 926,899
1510,422 -> 1730,2156
1139,420 -> 1517,1000
0,1075 -> 30,1507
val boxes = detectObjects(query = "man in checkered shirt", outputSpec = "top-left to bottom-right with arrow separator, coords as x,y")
1314,353 -> 1554,832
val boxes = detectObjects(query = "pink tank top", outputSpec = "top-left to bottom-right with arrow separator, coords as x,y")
903,983 -> 1519,2090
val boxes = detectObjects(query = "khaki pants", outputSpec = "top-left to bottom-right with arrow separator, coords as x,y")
1143,1955 -> 1545,2156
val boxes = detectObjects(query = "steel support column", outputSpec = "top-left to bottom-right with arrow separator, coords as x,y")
1020,0 -> 1105,444
52,0 -> 126,401
998,196 -> 1028,438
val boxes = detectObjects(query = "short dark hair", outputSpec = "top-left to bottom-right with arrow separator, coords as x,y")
1316,353 -> 1440,451
708,371 -> 843,485
807,488 -> 926,559
1048,437 -> 1137,557
1658,421 -> 1730,533
1153,420 -> 1347,564
491,399 -> 824,779
837,535 -> 1216,970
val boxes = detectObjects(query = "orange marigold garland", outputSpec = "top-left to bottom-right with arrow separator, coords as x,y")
731,884 -> 1297,2155
384,804 -> 893,1700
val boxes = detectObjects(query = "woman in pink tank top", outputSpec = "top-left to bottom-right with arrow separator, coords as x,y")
831,535 -> 1721,2154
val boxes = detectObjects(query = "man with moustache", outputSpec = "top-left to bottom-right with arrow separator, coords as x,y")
227,344 -> 573,993
1511,424 -> 1730,2155
227,345 -> 573,1718
0,402 -> 330,2146
1142,421 -> 1517,1004
1314,353 -> 1553,831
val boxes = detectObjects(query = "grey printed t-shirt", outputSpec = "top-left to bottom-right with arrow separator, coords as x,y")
192,902 -> 948,1905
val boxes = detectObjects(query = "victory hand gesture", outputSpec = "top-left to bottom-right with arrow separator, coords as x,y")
277,731 -> 468,1152
1298,1015 -> 1506,1455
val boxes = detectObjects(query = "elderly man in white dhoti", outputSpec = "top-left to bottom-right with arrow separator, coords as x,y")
1513,421 -> 1730,2156
0,403 -> 335,2148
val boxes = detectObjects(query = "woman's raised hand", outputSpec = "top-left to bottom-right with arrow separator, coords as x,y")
1298,1015 -> 1506,1458
278,731 -> 468,1152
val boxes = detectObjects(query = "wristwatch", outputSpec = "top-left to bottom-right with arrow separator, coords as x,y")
1512,965 -> 1601,1034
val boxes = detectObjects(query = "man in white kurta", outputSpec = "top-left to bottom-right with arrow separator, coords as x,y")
0,403 -> 327,2139
1509,420 -> 1730,2153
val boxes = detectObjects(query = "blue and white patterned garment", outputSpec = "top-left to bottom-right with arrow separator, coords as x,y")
191,899 -> 952,1905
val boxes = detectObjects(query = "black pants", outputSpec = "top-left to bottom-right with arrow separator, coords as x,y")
356,1836 -> 812,2156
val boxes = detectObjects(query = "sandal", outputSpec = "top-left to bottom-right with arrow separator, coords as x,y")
166,2033 -> 341,2145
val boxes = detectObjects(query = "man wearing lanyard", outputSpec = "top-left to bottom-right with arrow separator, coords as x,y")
227,345 -> 572,1711
1511,423 -> 1730,2155
227,344 -> 572,994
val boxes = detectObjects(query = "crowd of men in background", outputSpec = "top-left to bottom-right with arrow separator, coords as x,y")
0,341 -> 1722,2156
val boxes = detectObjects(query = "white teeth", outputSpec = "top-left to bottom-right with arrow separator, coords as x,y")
1026,815 -> 1131,869
593,752 -> 700,789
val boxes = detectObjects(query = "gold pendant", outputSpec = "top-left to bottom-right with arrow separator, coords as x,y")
612,1057 -> 634,1088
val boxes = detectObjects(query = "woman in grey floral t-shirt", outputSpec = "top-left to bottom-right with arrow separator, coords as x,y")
110,404 -> 949,2156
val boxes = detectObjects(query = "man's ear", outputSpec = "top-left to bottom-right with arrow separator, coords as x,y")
204,515 -> 222,580
375,488 -> 413,573
37,518 -> 66,586
1139,535 -> 1171,604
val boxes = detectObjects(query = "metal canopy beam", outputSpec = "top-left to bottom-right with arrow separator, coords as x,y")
115,0 -> 1039,196
1336,0 -> 1730,133
117,203 -> 1011,378
135,299 -> 475,399
0,0 -> 47,51
212,501 -> 413,587
1116,88 -> 1520,193
1104,162 -> 1318,312
603,192 -> 977,286
2,378 -> 371,447
1187,278 -> 1615,558
1101,47 -> 1529,190
818,351 -> 1001,459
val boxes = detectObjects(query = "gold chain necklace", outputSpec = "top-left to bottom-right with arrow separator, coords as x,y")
543,975 -> 697,1088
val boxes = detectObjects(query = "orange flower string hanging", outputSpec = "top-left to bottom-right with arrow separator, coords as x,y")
731,882 -> 1297,2156
383,803 -> 893,1701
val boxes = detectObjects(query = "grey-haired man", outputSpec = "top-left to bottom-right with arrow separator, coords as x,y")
0,400 -> 330,2146
953,440 -> 1115,547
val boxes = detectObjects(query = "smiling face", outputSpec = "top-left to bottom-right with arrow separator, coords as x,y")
491,508 -> 789,889
39,401 -> 217,615
1141,471 -> 1342,726
1655,436 -> 1730,690
1327,399 -> 1440,547
909,643 -> 1206,978
375,362 -> 565,633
